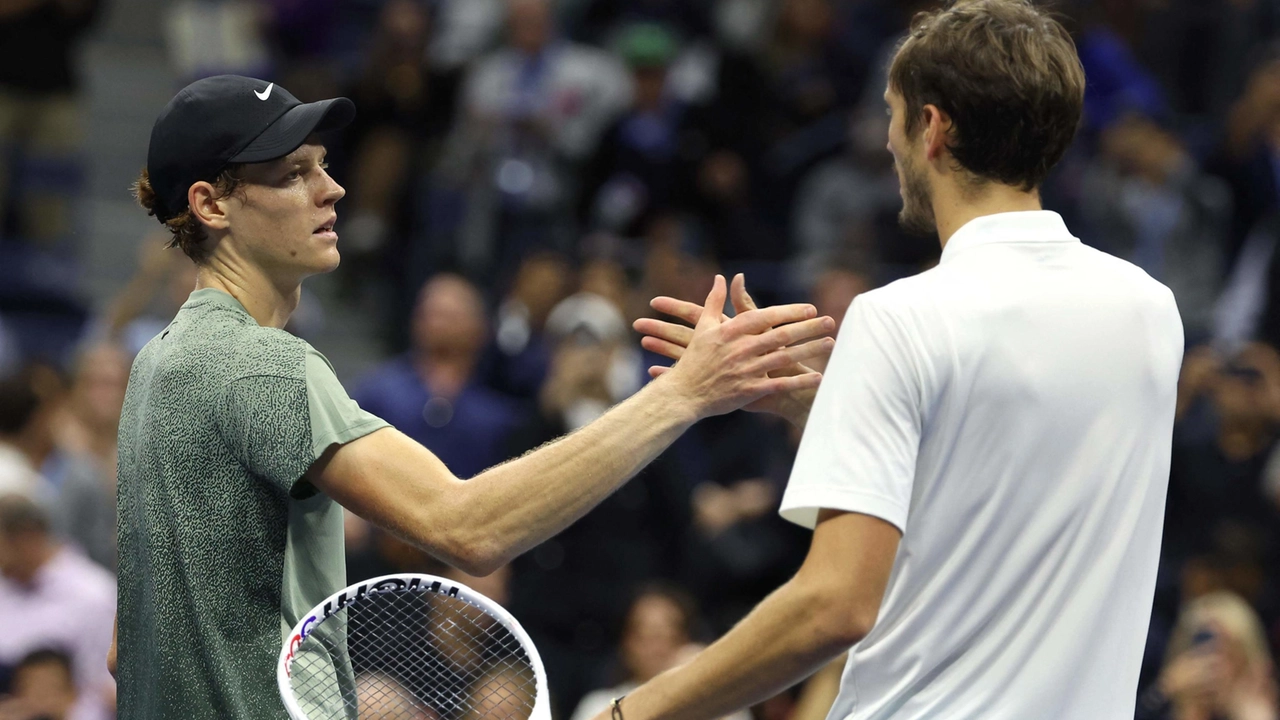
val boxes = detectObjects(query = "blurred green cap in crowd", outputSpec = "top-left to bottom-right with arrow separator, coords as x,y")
615,22 -> 679,68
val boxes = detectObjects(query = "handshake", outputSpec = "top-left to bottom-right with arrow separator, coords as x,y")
633,273 -> 835,429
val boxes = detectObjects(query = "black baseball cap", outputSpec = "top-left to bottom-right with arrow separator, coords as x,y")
145,75 -> 356,223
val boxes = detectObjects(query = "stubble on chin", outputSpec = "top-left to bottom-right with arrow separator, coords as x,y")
897,162 -> 937,237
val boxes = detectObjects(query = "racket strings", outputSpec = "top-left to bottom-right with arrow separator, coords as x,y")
289,590 -> 537,720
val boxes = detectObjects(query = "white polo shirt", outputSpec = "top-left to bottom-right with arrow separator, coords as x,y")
780,211 -> 1183,719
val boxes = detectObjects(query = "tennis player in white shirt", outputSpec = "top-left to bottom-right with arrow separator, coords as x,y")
605,1 -> 1185,718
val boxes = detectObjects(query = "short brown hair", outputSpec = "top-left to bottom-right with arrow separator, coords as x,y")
132,165 -> 244,264
889,0 -> 1085,191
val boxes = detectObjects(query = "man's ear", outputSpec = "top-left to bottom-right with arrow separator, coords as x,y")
188,181 -> 231,231
920,104 -> 953,163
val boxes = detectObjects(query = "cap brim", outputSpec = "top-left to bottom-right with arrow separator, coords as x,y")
229,97 -> 356,164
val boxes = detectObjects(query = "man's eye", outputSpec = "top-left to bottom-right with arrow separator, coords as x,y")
319,161 -> 330,170
285,171 -> 301,181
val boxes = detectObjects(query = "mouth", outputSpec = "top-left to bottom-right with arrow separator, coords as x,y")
313,217 -> 338,239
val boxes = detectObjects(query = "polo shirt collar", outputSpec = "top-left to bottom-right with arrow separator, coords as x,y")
940,210 -> 1078,264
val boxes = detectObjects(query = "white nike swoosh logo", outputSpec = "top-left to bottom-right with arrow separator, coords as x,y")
255,83 -> 274,101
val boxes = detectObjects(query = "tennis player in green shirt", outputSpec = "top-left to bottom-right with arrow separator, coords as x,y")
109,75 -> 834,718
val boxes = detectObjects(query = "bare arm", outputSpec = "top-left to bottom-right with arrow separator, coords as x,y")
311,276 -> 835,575
108,613 -> 117,678
592,510 -> 900,720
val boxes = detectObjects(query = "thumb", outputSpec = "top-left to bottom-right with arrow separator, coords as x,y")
731,273 -> 759,314
697,275 -> 727,330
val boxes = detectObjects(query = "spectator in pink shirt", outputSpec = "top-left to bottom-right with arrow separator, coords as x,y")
0,496 -> 114,720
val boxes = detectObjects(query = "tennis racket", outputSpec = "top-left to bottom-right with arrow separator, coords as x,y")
278,573 -> 551,720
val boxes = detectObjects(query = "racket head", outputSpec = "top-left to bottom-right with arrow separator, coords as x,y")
278,573 -> 551,720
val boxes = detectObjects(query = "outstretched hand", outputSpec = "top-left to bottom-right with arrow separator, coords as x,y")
638,274 -> 834,426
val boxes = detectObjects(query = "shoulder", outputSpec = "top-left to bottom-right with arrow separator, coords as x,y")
1074,244 -> 1181,311
223,327 -> 312,383
847,270 -> 951,328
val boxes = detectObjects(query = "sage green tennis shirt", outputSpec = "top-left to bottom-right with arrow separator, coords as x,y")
116,288 -> 388,718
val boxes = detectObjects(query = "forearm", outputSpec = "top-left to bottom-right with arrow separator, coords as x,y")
618,577 -> 858,720
453,378 -> 697,569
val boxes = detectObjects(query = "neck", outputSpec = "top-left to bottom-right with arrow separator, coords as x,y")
9,540 -> 57,586
414,349 -> 475,399
931,179 -> 1043,248
195,261 -> 301,329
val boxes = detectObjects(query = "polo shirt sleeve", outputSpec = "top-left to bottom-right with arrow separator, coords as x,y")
779,294 -> 923,534
303,348 -> 389,459
218,349 -> 388,497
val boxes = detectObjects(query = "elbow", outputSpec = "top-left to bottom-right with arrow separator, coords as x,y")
807,587 -> 877,650
834,609 -> 875,647
449,548 -> 505,578
439,527 -> 508,577
819,608 -> 874,650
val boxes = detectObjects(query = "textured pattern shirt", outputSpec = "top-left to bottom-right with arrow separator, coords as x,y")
116,288 -> 388,718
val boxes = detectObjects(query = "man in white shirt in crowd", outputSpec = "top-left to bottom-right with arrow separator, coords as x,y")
614,1 -> 1184,718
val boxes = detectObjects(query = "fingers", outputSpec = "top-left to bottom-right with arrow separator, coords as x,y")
647,365 -> 671,379
640,335 -> 686,362
746,371 -> 823,396
752,316 -> 836,353
730,273 -> 759,314
650,296 -> 705,326
634,318 -> 695,349
751,338 -> 836,374
727,302 -> 818,336
696,275 -> 727,330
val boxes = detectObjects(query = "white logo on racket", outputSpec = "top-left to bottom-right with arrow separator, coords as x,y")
279,573 -> 550,720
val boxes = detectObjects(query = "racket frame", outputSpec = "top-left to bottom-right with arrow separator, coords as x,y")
277,572 -> 551,720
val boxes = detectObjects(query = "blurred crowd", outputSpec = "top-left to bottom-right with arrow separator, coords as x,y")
3,0 -> 1280,718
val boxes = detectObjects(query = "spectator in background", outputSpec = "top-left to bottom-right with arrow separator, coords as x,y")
0,649 -> 83,720
49,344 -> 124,571
354,274 -> 520,480
1135,0 -> 1280,143
55,343 -> 127,479
339,0 -> 462,323
1167,343 -> 1280,576
570,586 -> 749,720
0,368 -> 53,502
485,251 -> 575,400
684,0 -> 866,278
675,407 -> 808,635
1217,48 -> 1280,267
0,0 -> 100,246
505,292 -> 687,717
1081,112 -> 1231,342
0,366 -> 113,570
98,236 -> 198,356
435,0 -> 631,282
580,23 -> 692,240
1136,591 -> 1278,720
802,260 -> 873,373
0,496 -> 114,720
259,0 -> 341,102
427,0 -> 506,71
576,0 -> 711,46
787,63 -> 945,288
